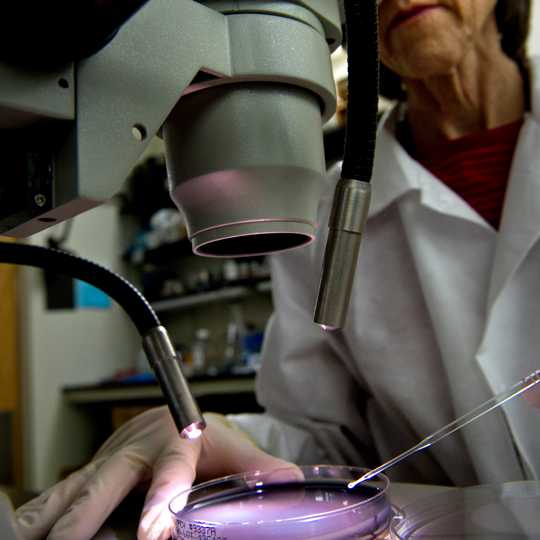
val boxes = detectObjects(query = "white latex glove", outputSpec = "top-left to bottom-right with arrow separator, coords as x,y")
15,407 -> 293,540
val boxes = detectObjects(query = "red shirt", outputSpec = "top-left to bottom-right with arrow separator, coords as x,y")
413,120 -> 523,229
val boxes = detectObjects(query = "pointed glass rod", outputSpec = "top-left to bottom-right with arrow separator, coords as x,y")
348,370 -> 540,489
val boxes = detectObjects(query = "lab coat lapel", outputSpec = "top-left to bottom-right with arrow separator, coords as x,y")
396,187 -> 524,483
369,108 -> 420,216
476,110 -> 540,479
477,239 -> 540,479
370,102 -> 535,481
370,106 -> 491,227
487,115 -> 540,311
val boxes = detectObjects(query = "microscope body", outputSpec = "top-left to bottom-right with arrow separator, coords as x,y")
0,0 -> 346,441
0,0 -> 340,258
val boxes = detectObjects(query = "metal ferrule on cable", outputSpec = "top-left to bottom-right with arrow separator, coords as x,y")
314,179 -> 371,331
314,0 -> 379,331
143,326 -> 206,439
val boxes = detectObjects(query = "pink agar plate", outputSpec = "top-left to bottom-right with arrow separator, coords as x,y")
169,465 -> 392,540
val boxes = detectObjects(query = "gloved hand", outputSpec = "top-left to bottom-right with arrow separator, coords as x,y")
15,407 -> 293,540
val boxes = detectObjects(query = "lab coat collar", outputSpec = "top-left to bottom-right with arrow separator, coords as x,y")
368,106 -> 418,217
487,56 -> 540,307
368,57 -> 540,310
369,106 -> 490,229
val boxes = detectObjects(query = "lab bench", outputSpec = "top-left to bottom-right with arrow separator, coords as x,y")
63,375 -> 257,406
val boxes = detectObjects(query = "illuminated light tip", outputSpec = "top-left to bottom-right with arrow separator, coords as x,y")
182,423 -> 203,440
321,324 -> 338,332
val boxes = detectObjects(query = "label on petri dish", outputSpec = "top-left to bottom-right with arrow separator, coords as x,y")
176,521 -> 227,539
173,482 -> 391,540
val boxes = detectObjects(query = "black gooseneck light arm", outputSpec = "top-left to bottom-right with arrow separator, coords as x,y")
0,241 -> 205,439
314,0 -> 380,331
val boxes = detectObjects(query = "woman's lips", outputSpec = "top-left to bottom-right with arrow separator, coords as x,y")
390,5 -> 442,31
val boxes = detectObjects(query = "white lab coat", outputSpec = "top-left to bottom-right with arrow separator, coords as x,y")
230,59 -> 540,486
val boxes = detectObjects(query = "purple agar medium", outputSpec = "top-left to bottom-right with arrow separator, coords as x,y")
170,466 -> 392,540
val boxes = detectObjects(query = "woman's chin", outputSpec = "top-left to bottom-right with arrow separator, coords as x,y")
389,42 -> 466,80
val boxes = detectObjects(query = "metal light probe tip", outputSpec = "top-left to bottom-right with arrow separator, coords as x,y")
315,179 -> 371,330
143,326 -> 206,439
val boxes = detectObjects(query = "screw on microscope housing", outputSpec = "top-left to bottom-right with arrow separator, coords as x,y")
34,194 -> 47,207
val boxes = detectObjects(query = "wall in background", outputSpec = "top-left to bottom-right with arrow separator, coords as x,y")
530,0 -> 540,56
20,203 -> 139,492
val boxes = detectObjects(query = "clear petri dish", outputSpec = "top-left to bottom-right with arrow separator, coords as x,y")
390,481 -> 540,539
169,465 -> 392,539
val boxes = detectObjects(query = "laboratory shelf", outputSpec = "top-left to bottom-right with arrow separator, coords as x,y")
63,376 -> 256,405
150,280 -> 272,313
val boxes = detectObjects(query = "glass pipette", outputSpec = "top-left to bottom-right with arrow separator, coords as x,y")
348,370 -> 540,489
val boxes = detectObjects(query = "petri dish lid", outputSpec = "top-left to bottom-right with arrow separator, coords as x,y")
170,465 -> 393,540
390,481 -> 540,539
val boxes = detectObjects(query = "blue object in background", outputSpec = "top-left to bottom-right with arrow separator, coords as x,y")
244,331 -> 264,354
119,372 -> 156,384
242,330 -> 265,370
75,280 -> 112,309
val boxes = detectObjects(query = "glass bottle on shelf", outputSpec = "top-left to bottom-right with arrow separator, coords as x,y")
191,328 -> 210,376
224,304 -> 246,370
